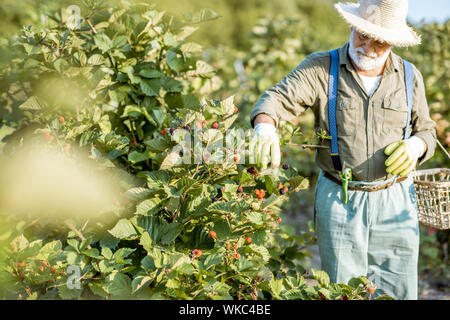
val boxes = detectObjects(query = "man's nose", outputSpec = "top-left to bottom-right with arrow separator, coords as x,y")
363,41 -> 377,55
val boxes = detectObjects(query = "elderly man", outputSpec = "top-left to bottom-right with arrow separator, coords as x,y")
249,0 -> 436,300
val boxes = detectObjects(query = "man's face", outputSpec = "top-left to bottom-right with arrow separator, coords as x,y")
349,28 -> 393,71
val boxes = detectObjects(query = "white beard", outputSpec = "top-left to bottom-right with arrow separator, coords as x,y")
348,31 -> 392,71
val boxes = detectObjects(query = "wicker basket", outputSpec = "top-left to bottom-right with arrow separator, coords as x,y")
413,168 -> 450,230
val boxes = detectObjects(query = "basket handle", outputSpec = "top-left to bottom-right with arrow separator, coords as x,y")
436,138 -> 450,160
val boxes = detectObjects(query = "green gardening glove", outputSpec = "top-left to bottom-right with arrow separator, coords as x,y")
384,137 -> 425,177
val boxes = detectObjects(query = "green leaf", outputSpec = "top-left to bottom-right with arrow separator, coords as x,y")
94,33 -> 113,53
19,96 -> 42,111
144,137 -> 169,152
67,239 -> 80,253
187,60 -> 215,78
132,275 -> 152,294
36,240 -> 62,261
108,219 -> 138,240
203,253 -> 222,270
139,232 -> 152,252
189,9 -> 221,23
135,198 -> 163,216
166,50 -> 184,73
139,69 -> 162,78
87,54 -> 104,65
82,248 -> 101,259
166,279 -> 180,289
101,247 -> 113,260
160,222 -> 182,244
104,272 -> 132,297
141,255 -> 155,271
113,248 -> 136,259
312,269 -> 330,287
128,151 -> 151,164
177,26 -> 198,40
112,35 -> 129,49
269,278 -> 283,299
140,78 -> 160,96
220,95 -> 235,115
289,176 -> 309,192
121,105 -> 142,118
264,175 -> 278,194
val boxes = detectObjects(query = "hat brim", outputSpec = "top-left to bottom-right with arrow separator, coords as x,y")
334,2 -> 421,47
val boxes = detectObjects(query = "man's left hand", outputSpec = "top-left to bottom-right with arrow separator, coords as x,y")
384,137 -> 426,177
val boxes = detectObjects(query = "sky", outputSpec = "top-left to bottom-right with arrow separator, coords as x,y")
407,0 -> 450,24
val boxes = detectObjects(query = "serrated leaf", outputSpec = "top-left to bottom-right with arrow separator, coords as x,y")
269,278 -> 283,299
160,222 -> 182,244
108,219 -> 138,240
19,96 -> 42,111
190,9 -> 221,24
132,276 -> 152,294
289,176 -> 309,192
140,78 -> 160,96
104,272 -> 132,297
87,54 -> 104,65
177,26 -> 198,40
139,232 -> 152,252
139,69 -> 162,78
187,60 -> 215,78
312,269 -> 330,287
166,50 -> 184,73
135,198 -> 163,216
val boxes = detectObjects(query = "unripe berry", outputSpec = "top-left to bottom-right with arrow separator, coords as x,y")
17,262 -> 25,268
58,116 -> 65,123
209,230 -> 217,239
246,237 -> 252,244
212,122 -> 219,129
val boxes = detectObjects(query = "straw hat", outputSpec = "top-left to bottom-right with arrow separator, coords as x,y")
334,0 -> 421,47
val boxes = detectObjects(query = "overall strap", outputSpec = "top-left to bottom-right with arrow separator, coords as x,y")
328,49 -> 342,172
403,59 -> 414,140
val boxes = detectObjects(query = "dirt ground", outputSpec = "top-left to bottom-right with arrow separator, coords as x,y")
285,187 -> 450,300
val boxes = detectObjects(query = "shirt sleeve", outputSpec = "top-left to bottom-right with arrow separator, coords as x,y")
410,65 -> 437,166
249,53 -> 321,128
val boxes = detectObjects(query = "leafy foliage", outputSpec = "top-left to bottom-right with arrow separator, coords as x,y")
0,1 -> 381,301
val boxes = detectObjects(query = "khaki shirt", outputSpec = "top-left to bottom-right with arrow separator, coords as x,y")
250,42 -> 437,182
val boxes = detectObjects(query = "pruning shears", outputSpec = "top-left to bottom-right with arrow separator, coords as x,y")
338,168 -> 352,204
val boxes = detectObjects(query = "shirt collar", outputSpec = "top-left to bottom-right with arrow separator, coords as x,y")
338,41 -> 400,74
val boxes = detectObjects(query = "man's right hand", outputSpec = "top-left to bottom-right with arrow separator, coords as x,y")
249,123 -> 281,169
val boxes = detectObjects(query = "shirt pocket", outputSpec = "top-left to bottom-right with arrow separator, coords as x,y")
382,90 -> 409,130
336,96 -> 357,136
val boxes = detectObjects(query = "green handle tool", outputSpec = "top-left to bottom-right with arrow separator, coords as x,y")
338,168 -> 352,204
